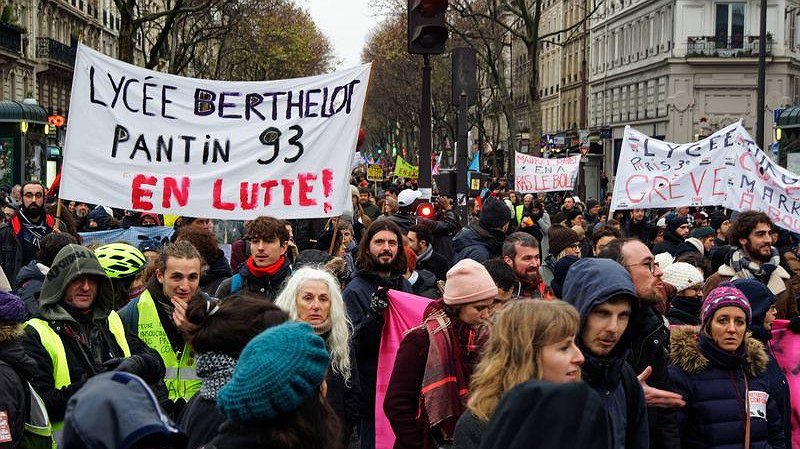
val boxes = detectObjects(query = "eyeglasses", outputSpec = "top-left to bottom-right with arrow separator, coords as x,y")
625,259 -> 659,273
23,192 -> 43,199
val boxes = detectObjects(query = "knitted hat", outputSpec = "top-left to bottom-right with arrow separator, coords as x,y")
709,214 -> 728,231
0,291 -> 24,323
654,252 -> 675,271
443,259 -> 498,305
701,282 -> 752,328
661,262 -> 703,293
217,322 -> 330,422
479,197 -> 511,230
691,226 -> 715,239
550,256 -> 580,299
548,225 -> 581,256
667,216 -> 689,232
565,209 -> 583,225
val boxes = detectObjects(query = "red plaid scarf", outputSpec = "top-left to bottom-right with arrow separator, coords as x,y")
418,300 -> 483,441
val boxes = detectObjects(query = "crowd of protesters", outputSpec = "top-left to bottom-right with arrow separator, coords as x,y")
0,174 -> 799,449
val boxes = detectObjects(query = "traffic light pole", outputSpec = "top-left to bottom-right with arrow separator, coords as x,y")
418,54 -> 432,200
457,92 -> 468,223
755,0 -> 767,150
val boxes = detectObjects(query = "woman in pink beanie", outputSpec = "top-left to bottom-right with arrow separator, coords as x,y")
385,259 -> 497,449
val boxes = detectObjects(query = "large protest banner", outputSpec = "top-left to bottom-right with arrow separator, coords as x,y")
514,152 -> 580,192
60,44 -> 371,220
722,123 -> 800,233
610,123 -> 737,212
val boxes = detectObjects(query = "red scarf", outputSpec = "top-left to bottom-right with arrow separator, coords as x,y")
419,300 -> 483,441
246,256 -> 285,278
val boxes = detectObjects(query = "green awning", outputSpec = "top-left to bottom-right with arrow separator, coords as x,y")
0,100 -> 48,124
777,105 -> 800,129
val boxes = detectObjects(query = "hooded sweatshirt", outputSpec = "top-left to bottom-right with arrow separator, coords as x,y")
562,258 -> 648,449
21,244 -> 164,421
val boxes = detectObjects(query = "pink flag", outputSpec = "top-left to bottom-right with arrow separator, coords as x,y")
770,319 -> 800,448
375,290 -> 432,449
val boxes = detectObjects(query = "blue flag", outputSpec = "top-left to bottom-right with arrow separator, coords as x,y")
468,152 -> 480,171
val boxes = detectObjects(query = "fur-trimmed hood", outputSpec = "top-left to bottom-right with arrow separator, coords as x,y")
669,325 -> 769,377
0,322 -> 23,343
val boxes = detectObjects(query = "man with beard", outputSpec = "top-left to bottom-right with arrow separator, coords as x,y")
599,237 -> 685,449
502,232 -> 544,298
0,182 -> 61,289
343,219 -> 411,449
623,208 -> 650,243
406,224 -> 449,281
651,215 -> 690,256
704,211 -> 798,318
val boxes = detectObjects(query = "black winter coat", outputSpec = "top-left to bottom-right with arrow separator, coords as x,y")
451,221 -> 503,265
0,331 -> 36,449
179,395 -> 225,449
200,251 -> 233,296
411,269 -> 440,299
665,297 -> 702,326
342,271 -> 410,447
628,305 -> 680,449
652,229 -> 682,257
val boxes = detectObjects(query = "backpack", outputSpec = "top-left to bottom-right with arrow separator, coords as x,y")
230,273 -> 244,295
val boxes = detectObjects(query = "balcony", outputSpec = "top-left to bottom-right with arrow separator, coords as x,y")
686,35 -> 772,58
37,38 -> 76,67
0,22 -> 22,54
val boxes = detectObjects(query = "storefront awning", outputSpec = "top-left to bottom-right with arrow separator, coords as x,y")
0,100 -> 48,124
777,105 -> 800,129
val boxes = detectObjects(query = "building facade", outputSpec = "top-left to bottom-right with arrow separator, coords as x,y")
588,0 -> 800,178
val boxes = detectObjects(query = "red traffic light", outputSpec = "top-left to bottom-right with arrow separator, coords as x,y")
412,0 -> 448,17
408,0 -> 448,55
416,202 -> 435,219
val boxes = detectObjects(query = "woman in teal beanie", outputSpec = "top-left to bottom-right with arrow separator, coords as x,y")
201,321 -> 342,449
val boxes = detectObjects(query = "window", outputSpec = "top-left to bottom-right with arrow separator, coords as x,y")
715,3 -> 745,49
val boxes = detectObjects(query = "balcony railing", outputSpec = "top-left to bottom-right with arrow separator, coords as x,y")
686,35 -> 772,57
0,22 -> 22,54
37,37 -> 76,67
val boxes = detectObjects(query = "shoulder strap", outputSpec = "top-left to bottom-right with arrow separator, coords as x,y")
230,273 -> 243,294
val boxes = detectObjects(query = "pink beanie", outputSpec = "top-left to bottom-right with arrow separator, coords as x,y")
443,259 -> 498,305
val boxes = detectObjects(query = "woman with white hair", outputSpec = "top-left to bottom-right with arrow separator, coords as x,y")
275,266 -> 360,444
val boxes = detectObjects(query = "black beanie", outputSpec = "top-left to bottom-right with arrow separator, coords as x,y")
480,197 -> 511,230
709,213 -> 727,231
548,225 -> 581,257
667,216 -> 688,232
551,255 -> 580,299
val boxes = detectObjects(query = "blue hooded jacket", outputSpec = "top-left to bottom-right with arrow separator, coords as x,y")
562,258 -> 649,449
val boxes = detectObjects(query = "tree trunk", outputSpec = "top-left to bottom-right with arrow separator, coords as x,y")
526,40 -> 542,157
117,13 -> 135,63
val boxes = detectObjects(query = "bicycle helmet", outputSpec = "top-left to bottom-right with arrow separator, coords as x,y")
94,243 -> 147,278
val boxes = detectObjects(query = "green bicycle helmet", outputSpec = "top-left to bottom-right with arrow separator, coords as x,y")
94,243 -> 147,278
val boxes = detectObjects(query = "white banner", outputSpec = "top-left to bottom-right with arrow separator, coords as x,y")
514,153 -> 580,192
723,124 -> 800,233
610,123 -> 738,212
61,44 -> 371,220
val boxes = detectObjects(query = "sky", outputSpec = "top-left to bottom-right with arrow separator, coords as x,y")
300,0 -> 379,69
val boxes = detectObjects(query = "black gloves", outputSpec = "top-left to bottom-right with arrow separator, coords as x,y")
369,287 -> 390,315
102,355 -> 149,379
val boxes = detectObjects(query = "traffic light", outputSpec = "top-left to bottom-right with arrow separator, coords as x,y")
407,0 -> 448,55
